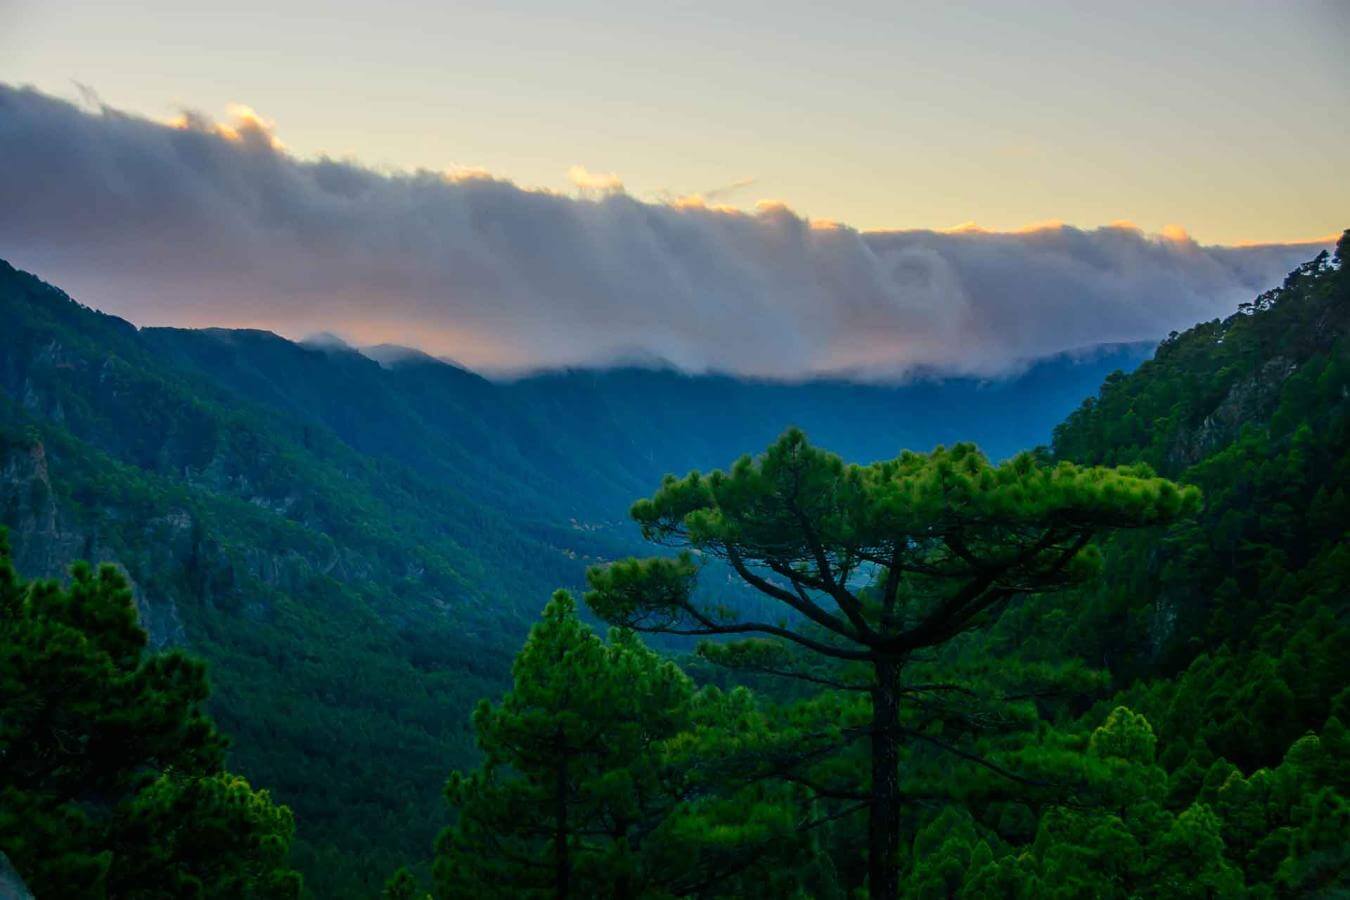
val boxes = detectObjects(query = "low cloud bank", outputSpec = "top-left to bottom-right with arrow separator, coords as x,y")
0,84 -> 1332,379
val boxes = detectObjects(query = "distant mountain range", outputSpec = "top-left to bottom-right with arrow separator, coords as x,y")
0,255 -> 1151,894
131,303 -> 1157,531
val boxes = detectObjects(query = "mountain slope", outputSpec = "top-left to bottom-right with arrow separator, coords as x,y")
0,260 -> 577,893
143,325 -> 1151,522
0,255 -> 1150,894
1049,235 -> 1348,774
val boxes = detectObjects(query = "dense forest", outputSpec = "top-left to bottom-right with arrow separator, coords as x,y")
0,254 -> 1140,896
1,233 -> 1347,897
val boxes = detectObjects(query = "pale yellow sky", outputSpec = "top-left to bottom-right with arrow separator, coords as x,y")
3,0 -> 1347,245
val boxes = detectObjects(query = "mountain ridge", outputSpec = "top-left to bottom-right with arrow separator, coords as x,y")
0,253 -> 1161,894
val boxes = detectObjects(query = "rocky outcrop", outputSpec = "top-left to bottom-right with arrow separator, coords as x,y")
0,438 -> 83,580
1165,355 -> 1298,470
0,437 -> 187,647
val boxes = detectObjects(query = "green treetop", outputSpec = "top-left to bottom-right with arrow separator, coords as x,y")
436,590 -> 697,898
435,590 -> 813,899
0,532 -> 301,898
585,430 -> 1198,897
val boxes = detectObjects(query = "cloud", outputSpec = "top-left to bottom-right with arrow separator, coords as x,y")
1160,223 -> 1192,243
0,83 -> 1335,380
442,164 -> 496,183
662,177 -> 756,212
567,164 -> 624,195
164,101 -> 286,150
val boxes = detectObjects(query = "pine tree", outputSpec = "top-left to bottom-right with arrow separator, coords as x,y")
585,431 -> 1198,897
0,532 -> 301,897
435,591 -> 698,898
382,866 -> 428,899
435,590 -> 811,898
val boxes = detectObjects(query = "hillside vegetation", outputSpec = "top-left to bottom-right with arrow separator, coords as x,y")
420,235 -> 1347,897
0,257 -> 1140,895
1,234 -> 1346,897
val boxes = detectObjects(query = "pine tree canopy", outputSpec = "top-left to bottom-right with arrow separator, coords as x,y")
585,430 -> 1200,897
0,534 -> 302,898
589,430 -> 1198,657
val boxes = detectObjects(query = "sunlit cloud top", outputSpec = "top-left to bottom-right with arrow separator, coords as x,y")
165,102 -> 286,150
0,84 -> 1336,380
567,165 -> 625,195
5,0 -> 1344,245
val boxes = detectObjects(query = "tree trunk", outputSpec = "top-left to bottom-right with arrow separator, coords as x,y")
868,657 -> 902,899
612,821 -> 633,900
555,731 -> 570,900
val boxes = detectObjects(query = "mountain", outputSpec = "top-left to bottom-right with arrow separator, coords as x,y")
1048,237 -> 1348,771
0,255 -> 1150,894
501,346 -> 1153,483
427,237 -> 1349,898
0,263 -> 573,891
2,234 -> 1346,895
144,325 -> 1152,518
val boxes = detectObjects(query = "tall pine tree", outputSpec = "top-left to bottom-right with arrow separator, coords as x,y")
585,431 -> 1197,897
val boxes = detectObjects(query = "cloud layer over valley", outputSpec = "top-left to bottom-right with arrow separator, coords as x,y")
0,84 -> 1333,379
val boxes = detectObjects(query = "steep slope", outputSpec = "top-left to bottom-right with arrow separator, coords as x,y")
0,254 -> 1151,894
502,349 -> 1150,494
139,328 -> 618,528
143,325 -> 1150,525
1050,234 -> 1348,773
0,259 -> 582,893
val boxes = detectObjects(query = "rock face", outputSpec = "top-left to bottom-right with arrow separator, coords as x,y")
0,853 -> 34,900
0,437 -> 186,647
1166,356 -> 1299,470
0,438 -> 83,580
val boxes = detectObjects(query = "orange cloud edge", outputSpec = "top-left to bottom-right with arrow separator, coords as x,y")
159,103 -> 1340,250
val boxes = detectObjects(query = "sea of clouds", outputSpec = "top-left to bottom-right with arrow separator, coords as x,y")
0,83 -> 1332,379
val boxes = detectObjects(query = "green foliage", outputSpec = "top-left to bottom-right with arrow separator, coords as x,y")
436,592 -> 806,898
1046,241 -> 1349,763
382,867 -> 428,900
113,772 -> 302,899
1050,238 -> 1349,684
0,539 -> 301,897
3,239 -> 1348,896
905,705 -> 1350,899
0,253 -> 1158,893
588,428 -> 1195,897
576,242 -> 1350,896
436,590 -> 691,897
0,260 -> 576,895
1088,706 -> 1156,765
595,430 -> 1193,657
1007,235 -> 1350,896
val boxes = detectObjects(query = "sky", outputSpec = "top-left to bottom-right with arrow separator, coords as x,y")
0,2 -> 1345,378
4,0 -> 1346,244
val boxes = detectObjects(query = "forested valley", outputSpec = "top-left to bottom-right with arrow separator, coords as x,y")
1,235 -> 1346,898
